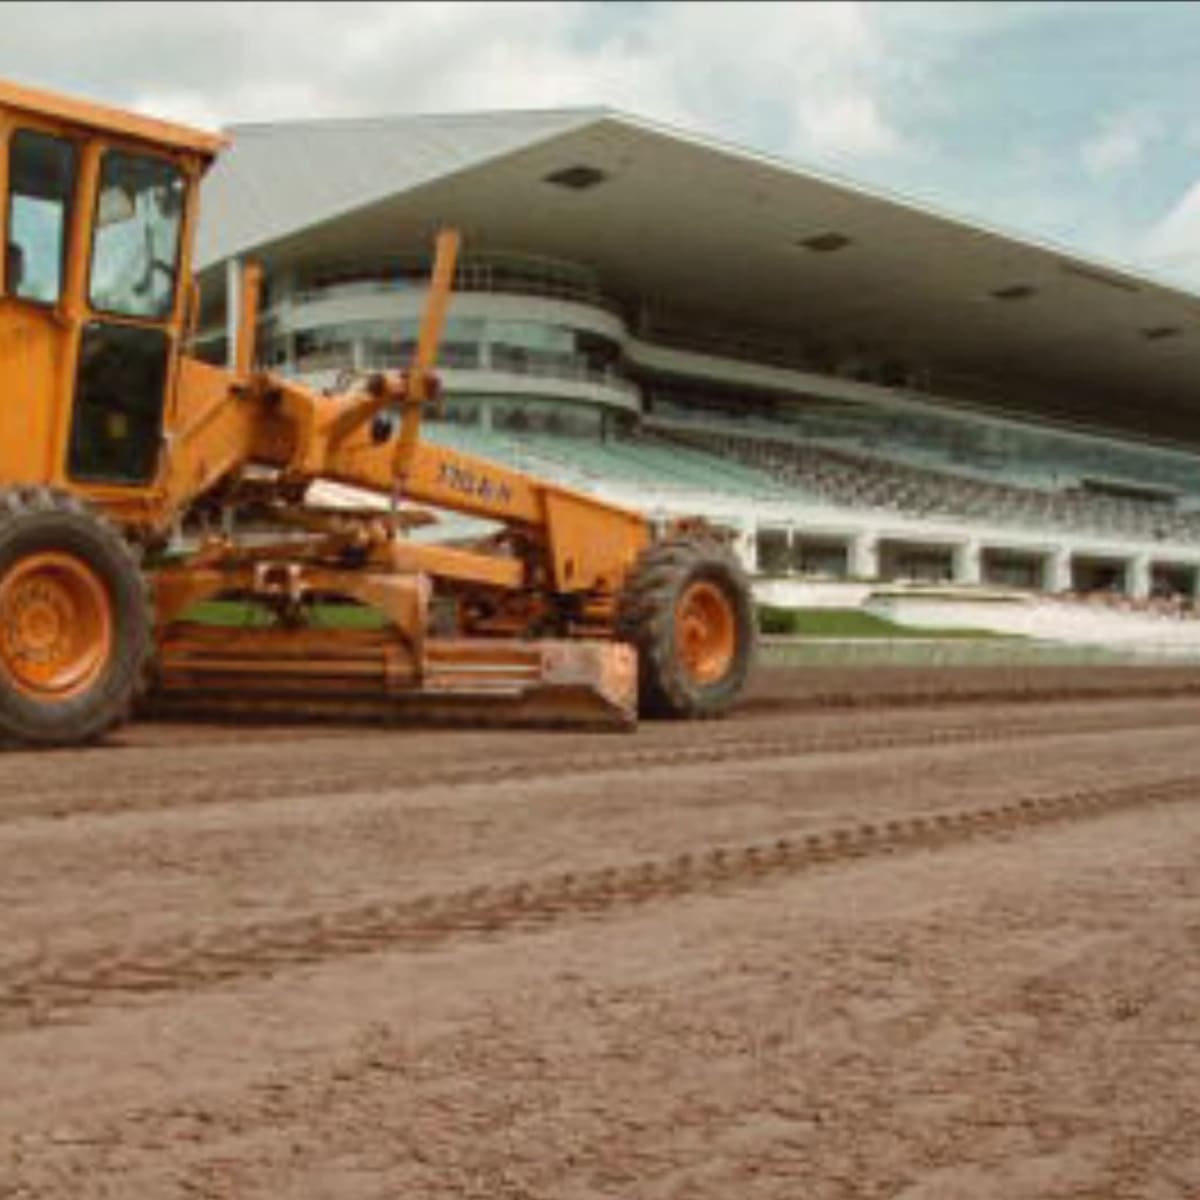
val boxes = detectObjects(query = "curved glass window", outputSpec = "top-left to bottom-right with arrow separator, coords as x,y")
89,151 -> 185,320
290,314 -> 627,396
358,318 -> 484,370
295,325 -> 355,373
490,398 -> 603,437
490,320 -> 575,374
294,253 -> 610,310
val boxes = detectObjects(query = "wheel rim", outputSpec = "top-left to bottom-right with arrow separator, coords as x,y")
0,551 -> 113,701
675,580 -> 736,686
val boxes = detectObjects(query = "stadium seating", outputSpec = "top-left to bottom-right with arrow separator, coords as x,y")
422,423 -> 786,499
661,427 -> 1200,545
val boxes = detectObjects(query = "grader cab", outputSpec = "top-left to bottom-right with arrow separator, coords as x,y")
0,77 -> 755,746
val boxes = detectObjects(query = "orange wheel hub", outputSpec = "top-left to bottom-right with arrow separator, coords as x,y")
675,580 -> 736,686
0,552 -> 113,701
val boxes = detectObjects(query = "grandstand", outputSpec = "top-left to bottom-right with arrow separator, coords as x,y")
659,427 -> 1200,545
192,103 -> 1200,621
406,407 -> 1200,612
421,423 -> 784,500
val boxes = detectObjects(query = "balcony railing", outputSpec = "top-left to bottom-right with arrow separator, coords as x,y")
357,347 -> 640,398
638,322 -> 821,374
288,263 -> 625,318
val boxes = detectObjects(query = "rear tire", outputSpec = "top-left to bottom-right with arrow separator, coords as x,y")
617,533 -> 755,718
0,488 -> 148,747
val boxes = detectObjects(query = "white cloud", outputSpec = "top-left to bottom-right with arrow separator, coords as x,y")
798,92 -> 905,159
12,0 -> 1154,267
628,1 -> 918,162
1139,178 -> 1200,285
1080,110 -> 1159,177
0,1 -> 925,169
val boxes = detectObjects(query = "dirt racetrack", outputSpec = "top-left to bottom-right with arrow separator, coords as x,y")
3,661 -> 1200,1199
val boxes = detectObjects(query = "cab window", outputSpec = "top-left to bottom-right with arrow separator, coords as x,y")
89,150 -> 184,320
5,129 -> 77,305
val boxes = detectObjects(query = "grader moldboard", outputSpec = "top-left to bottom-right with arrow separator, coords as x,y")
0,77 -> 755,746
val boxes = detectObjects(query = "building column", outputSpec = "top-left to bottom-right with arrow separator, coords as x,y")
224,257 -> 242,370
736,526 -> 757,575
953,539 -> 982,586
849,533 -> 878,581
1044,547 -> 1072,594
479,318 -> 493,370
1127,554 -> 1152,600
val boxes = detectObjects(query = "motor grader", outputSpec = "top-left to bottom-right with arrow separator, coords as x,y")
0,76 -> 755,746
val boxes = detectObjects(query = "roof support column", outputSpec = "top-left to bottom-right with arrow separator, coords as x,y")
953,538 -> 982,586
850,533 -> 878,581
225,256 -> 242,370
1127,553 -> 1152,601
1044,547 -> 1072,595
733,524 -> 757,575
784,522 -> 798,575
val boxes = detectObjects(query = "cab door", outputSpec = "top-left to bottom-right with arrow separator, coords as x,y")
0,124 -> 80,484
69,148 -> 185,486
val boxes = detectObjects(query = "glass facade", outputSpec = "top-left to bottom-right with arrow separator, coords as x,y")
199,248 -> 1200,524
269,304 -> 630,409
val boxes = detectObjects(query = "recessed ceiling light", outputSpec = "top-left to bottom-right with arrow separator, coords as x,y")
543,165 -> 607,190
991,284 -> 1037,301
1142,325 -> 1182,341
796,232 -> 852,253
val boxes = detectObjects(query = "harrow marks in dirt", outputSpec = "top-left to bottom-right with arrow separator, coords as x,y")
4,770 -> 1198,1034
7,665 -> 1200,1200
5,699 -> 1200,825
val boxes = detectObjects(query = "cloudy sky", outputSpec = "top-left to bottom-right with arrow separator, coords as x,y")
4,1 -> 1200,287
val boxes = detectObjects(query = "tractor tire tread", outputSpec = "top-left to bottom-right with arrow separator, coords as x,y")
616,533 -> 755,720
0,486 -> 149,747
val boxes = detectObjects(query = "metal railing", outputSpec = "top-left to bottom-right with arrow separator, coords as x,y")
288,260 -> 625,318
357,347 -> 640,397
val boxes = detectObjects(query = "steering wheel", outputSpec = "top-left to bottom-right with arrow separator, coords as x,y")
134,256 -> 174,297
132,224 -> 173,298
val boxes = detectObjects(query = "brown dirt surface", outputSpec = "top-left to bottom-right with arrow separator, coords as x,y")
3,661 -> 1200,1198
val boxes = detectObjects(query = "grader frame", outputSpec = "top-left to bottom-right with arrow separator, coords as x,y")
0,76 -> 754,744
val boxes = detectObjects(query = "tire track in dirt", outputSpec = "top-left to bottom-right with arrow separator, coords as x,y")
3,700 -> 1199,825
158,673 -> 1200,729
740,677 -> 1200,715
3,769 -> 1197,1034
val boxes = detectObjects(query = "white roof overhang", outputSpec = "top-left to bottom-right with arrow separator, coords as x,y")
197,109 -> 1200,450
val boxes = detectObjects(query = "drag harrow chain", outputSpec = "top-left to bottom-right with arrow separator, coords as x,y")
1,770 -> 1198,1032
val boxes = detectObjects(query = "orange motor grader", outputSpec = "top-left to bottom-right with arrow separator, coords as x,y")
0,77 -> 755,746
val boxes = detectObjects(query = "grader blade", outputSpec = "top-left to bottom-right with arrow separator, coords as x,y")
148,626 -> 638,730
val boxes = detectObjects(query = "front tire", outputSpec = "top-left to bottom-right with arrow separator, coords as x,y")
0,488 -> 148,747
617,534 -> 755,718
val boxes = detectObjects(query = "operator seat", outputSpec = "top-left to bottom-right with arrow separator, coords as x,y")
6,242 -> 24,294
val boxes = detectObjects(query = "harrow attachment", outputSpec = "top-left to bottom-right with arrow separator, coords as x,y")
150,625 -> 637,730
146,541 -> 639,731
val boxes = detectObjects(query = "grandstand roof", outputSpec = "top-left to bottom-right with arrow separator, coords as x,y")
196,107 -> 1200,449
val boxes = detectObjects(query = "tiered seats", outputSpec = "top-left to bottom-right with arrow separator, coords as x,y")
421,424 -> 786,500
664,427 -> 1200,544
